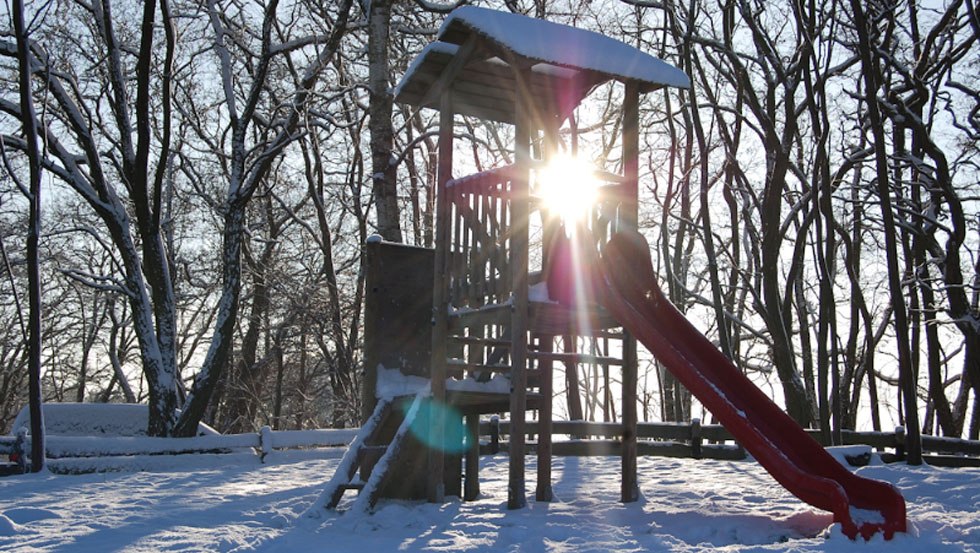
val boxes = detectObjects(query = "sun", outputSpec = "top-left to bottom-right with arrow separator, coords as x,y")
535,153 -> 601,224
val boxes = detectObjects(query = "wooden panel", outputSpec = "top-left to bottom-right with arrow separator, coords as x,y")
364,241 -> 435,382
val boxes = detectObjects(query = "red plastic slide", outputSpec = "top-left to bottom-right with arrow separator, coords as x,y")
590,231 -> 906,540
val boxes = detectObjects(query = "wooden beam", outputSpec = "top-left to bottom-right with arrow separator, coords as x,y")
420,34 -> 482,110
504,52 -> 553,134
621,81 -> 640,229
427,90 -> 454,504
508,68 -> 532,511
620,81 -> 640,503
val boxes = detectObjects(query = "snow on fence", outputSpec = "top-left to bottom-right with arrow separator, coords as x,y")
0,427 -> 358,474
479,418 -> 980,467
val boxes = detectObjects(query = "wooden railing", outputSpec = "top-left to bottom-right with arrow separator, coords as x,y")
478,418 -> 980,467
5,420 -> 978,474
446,165 -> 518,310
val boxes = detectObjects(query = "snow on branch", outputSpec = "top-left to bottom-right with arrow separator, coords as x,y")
60,268 -> 128,296
412,0 -> 465,14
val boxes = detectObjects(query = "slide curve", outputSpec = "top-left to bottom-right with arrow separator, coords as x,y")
589,231 -> 906,540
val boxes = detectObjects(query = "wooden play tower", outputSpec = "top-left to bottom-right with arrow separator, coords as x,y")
324,6 -> 690,512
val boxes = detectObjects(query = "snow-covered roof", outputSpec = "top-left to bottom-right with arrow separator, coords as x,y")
396,7 -> 690,123
441,7 -> 690,90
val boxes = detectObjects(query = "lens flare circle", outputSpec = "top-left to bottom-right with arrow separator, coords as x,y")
406,398 -> 467,454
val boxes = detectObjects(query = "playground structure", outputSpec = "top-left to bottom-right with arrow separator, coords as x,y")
323,6 -> 906,540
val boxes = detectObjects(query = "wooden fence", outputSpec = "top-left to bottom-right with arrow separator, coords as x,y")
0,427 -> 357,474
478,418 -> 980,467
3,419 -> 979,475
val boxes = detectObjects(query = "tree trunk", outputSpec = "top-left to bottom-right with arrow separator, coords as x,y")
13,0 -> 44,471
369,0 -> 401,242
849,0 -> 922,464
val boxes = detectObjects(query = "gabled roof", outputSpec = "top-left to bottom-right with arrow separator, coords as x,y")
395,7 -> 690,124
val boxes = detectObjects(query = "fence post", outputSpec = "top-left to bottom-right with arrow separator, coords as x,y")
894,426 -> 906,462
489,415 -> 500,454
259,426 -> 273,463
14,428 -> 27,473
690,418 -> 702,460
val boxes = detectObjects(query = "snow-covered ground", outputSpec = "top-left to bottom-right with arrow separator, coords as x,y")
0,450 -> 977,552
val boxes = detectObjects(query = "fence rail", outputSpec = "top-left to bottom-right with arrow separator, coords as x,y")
478,419 -> 980,467
0,427 -> 358,474
3,419 -> 979,475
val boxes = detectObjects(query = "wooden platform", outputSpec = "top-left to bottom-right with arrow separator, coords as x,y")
446,389 -> 542,415
384,389 -> 542,417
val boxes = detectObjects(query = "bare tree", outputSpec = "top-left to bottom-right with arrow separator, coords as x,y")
172,0 -> 355,436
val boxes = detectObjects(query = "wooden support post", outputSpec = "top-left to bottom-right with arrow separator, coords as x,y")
690,418 -> 703,460
489,415 -> 500,454
508,75 -> 531,510
464,414 -> 481,501
620,81 -> 640,503
621,82 -> 640,231
895,426 -> 907,462
564,334 -> 585,430
428,90 -> 454,503
535,119 -> 558,503
536,334 -> 554,501
445,418 -> 463,498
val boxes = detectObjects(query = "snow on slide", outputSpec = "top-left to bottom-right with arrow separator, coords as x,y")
592,231 -> 907,540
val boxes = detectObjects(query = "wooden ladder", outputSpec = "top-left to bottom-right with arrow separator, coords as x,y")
322,390 -> 428,512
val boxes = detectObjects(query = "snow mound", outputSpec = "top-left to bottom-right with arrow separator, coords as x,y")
2,507 -> 61,525
0,514 -> 21,535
